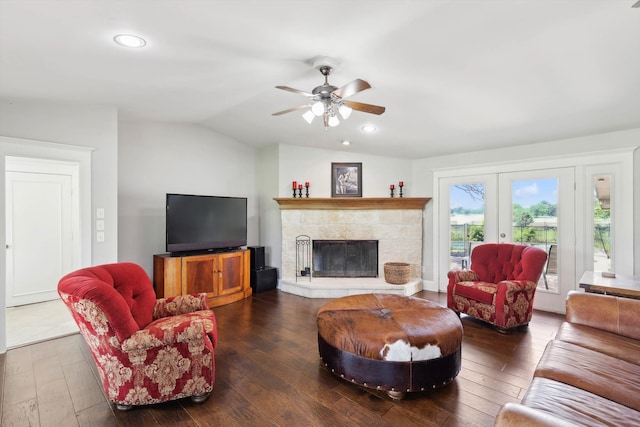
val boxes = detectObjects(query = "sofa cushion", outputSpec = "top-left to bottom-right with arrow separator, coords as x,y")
535,340 -> 640,411
555,322 -> 640,366
566,291 -> 640,341
518,377 -> 640,426
451,281 -> 497,305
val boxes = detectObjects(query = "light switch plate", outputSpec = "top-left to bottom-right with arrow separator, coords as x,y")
96,231 -> 105,242
96,220 -> 105,231
96,208 -> 105,219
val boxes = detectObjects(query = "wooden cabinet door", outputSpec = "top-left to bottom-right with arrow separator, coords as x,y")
153,255 -> 181,298
217,251 -> 245,296
181,254 -> 218,297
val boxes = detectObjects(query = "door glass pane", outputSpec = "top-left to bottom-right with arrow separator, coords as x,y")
593,175 -> 612,272
449,184 -> 485,270
511,178 -> 558,290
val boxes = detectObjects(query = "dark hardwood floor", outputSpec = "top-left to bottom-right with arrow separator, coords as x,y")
0,290 -> 564,426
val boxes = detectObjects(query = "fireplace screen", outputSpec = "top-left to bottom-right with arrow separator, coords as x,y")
313,240 -> 378,278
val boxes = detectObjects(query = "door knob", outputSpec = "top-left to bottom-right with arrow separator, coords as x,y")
500,233 -> 506,238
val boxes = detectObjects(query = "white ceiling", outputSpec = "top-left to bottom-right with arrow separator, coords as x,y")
1,0 -> 639,159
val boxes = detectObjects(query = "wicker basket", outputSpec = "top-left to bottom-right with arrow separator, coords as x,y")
383,262 -> 411,284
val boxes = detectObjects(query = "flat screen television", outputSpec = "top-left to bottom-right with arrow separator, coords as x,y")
166,193 -> 247,254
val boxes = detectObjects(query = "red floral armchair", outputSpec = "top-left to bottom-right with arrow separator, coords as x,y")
58,262 -> 217,410
447,243 -> 547,332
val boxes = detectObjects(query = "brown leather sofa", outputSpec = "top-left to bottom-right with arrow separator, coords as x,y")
495,291 -> 640,426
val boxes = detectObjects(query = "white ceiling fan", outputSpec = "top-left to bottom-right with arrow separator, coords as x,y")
273,65 -> 385,128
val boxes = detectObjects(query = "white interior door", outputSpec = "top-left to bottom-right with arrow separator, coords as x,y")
5,160 -> 78,307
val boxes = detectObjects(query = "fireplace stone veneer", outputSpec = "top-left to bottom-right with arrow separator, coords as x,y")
274,198 -> 430,298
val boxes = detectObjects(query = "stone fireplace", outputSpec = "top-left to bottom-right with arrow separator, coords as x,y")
274,197 -> 430,298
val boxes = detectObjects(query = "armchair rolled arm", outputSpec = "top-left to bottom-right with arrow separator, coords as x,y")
495,403 -> 578,427
447,270 -> 479,285
498,279 -> 538,293
120,317 -> 209,352
566,291 -> 640,340
153,293 -> 209,319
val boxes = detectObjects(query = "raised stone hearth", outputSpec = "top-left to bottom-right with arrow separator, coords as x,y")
279,277 -> 423,298
274,197 -> 430,298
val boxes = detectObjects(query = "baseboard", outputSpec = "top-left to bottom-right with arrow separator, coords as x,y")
421,279 -> 438,292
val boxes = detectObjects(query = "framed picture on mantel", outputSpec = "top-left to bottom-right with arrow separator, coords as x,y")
331,162 -> 362,197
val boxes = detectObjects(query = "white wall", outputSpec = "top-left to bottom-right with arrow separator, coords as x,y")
255,145 -> 281,270
276,144 -> 414,198
118,122 -> 258,276
0,98 -> 118,353
256,143 -> 415,280
412,128 -> 640,284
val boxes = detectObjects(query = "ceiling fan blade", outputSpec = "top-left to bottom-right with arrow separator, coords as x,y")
272,105 -> 310,116
332,79 -> 372,99
275,85 -> 315,97
344,100 -> 386,115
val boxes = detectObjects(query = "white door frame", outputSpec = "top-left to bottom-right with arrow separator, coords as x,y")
432,148 -> 635,313
0,136 -> 92,353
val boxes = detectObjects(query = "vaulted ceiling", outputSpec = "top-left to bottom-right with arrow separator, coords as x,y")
1,0 -> 639,158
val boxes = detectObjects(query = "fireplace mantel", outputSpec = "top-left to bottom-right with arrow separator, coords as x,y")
273,197 -> 430,210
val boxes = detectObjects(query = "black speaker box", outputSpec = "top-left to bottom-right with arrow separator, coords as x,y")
251,266 -> 277,293
248,246 -> 266,270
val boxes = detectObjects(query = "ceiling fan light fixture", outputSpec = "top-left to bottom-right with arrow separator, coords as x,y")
338,104 -> 352,120
274,64 -> 385,130
302,110 -> 315,124
311,101 -> 325,116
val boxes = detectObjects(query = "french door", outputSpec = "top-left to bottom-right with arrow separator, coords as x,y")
438,167 -> 575,313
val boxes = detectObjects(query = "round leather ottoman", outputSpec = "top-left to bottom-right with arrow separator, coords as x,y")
317,293 -> 463,399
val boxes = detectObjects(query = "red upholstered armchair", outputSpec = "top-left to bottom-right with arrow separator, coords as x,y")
447,243 -> 547,332
58,262 -> 217,410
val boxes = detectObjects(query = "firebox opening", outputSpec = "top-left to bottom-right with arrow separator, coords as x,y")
312,240 -> 378,278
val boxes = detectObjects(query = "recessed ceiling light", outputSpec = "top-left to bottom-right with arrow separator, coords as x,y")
361,125 -> 377,133
342,140 -> 351,146
113,34 -> 147,48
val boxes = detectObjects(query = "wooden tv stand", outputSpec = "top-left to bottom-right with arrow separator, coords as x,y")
153,249 -> 252,308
